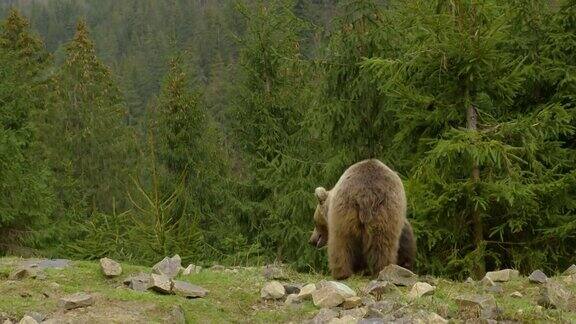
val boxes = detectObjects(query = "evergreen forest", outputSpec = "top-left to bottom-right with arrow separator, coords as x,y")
1,0 -> 575,280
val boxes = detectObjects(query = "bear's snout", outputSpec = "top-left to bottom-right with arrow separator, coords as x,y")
309,229 -> 327,248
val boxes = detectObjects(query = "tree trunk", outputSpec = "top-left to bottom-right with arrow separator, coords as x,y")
467,100 -> 485,278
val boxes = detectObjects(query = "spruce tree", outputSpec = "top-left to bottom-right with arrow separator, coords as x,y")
362,0 -> 576,277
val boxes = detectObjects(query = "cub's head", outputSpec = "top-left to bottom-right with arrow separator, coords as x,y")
309,187 -> 329,248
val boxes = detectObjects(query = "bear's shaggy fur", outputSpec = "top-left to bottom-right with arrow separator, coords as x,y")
308,159 -> 412,279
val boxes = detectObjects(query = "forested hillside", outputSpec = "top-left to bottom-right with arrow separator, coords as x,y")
0,0 -> 575,281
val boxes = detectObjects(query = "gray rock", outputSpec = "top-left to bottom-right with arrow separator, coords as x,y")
283,283 -> 302,295
484,269 -> 519,282
298,283 -> 317,300
169,305 -> 186,324
149,273 -> 173,294
528,270 -> 548,284
510,291 -> 523,298
364,300 -> 397,319
563,264 -> 576,276
182,264 -> 202,275
486,284 -> 504,295
465,277 -> 475,284
377,264 -> 417,286
363,281 -> 395,299
454,294 -> 500,319
342,296 -> 363,309
261,281 -> 286,300
311,309 -> 338,324
58,292 -> 94,310
328,315 -> 358,324
408,282 -> 436,299
340,307 -> 368,319
263,264 -> 287,280
152,255 -> 182,279
319,281 -> 356,298
23,313 -> 44,323
211,265 -> 225,271
123,272 -> 151,291
312,286 -> 345,308
538,281 -> 572,310
358,320 -> 386,324
17,316 -> 37,324
285,293 -> 300,306
173,280 -> 208,298
395,310 -> 448,324
480,276 -> 495,288
99,257 -> 122,277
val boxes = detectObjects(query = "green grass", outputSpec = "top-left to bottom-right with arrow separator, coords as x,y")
1,257 -> 576,323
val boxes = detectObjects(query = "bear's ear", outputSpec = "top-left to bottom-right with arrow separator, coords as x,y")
315,187 -> 328,203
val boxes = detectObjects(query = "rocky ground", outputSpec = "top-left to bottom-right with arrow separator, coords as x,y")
1,257 -> 576,323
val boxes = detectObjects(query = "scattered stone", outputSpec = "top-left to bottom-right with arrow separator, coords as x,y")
486,284 -> 504,295
263,264 -> 287,280
426,312 -> 448,324
455,294 -> 500,319
169,305 -> 185,324
342,296 -> 363,309
58,292 -> 94,310
8,268 -> 32,280
363,281 -> 395,299
99,257 -> 122,277
23,313 -> 44,324
319,281 -> 356,298
123,272 -> 151,292
465,277 -> 475,284
377,264 -> 417,286
182,264 -> 202,275
484,269 -> 519,282
341,307 -> 368,319
528,270 -> 548,284
149,274 -> 173,294
538,281 -> 572,310
283,283 -> 302,295
173,280 -> 208,298
211,265 -> 225,271
224,269 -> 238,274
311,309 -> 338,324
312,286 -> 345,308
261,281 -> 286,300
152,255 -> 182,279
17,316 -> 37,324
563,274 -> 576,285
419,275 -> 439,286
396,311 -> 447,324
510,291 -> 523,298
285,294 -> 300,306
328,315 -> 357,324
364,300 -> 397,319
408,282 -> 436,299
359,319 -> 388,324
563,264 -> 576,276
298,283 -> 316,300
480,276 -> 495,288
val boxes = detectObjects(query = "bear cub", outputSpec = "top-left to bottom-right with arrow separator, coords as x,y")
309,159 -> 416,279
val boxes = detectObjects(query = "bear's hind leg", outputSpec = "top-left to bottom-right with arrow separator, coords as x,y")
363,224 -> 401,276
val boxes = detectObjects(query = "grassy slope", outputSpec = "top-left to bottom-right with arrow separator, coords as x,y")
1,257 -> 575,323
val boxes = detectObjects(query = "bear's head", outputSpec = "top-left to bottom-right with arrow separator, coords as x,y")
309,187 -> 329,248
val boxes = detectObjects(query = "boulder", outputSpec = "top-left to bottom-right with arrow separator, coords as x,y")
563,264 -> 576,276
342,296 -> 363,309
486,284 -> 504,295
284,294 -> 300,306
454,294 -> 500,319
363,281 -> 395,299
319,281 -> 356,298
152,255 -> 182,279
123,272 -> 151,292
480,276 -> 495,288
408,282 -> 436,299
99,258 -> 122,277
283,283 -> 302,295
149,274 -> 173,294
312,286 -> 345,308
340,307 -> 368,319
377,264 -> 417,286
260,281 -> 286,300
182,264 -> 202,275
17,317 -> 37,324
528,270 -> 548,284
58,292 -> 94,310
298,283 -> 317,300
484,269 -> 519,282
311,309 -> 338,324
23,313 -> 44,324
172,280 -> 208,298
538,281 -> 572,310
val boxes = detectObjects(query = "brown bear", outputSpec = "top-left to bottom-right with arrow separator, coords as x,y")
308,159 -> 415,279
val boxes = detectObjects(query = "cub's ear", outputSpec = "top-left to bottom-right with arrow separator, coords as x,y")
315,187 -> 328,203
